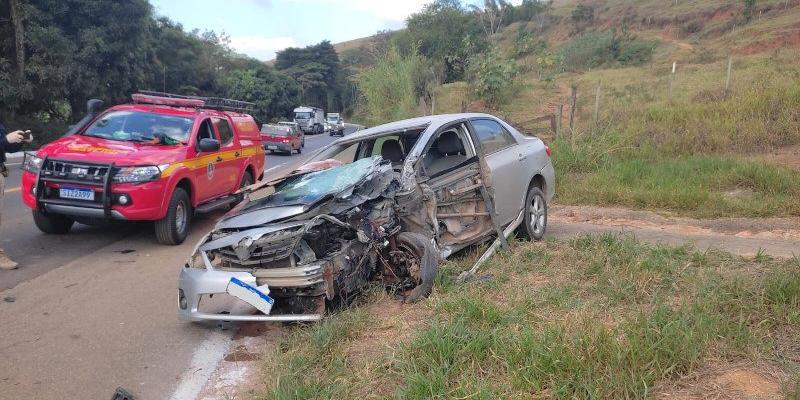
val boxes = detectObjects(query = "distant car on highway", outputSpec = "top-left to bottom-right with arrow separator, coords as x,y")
261,122 -> 304,155
21,91 -> 265,245
327,113 -> 344,136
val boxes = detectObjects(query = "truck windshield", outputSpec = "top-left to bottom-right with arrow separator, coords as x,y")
294,112 -> 312,119
83,111 -> 194,143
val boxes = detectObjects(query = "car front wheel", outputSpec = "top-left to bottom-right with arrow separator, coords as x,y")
155,187 -> 191,245
32,210 -> 74,234
518,186 -> 547,241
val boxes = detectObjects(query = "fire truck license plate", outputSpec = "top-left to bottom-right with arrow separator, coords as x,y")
59,187 -> 95,201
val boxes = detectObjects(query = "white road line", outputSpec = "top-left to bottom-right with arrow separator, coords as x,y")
168,329 -> 234,400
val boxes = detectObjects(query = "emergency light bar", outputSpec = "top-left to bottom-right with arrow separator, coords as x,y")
134,91 -> 255,113
132,93 -> 205,108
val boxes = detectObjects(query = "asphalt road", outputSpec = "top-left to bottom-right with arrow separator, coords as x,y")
0,126 -> 351,400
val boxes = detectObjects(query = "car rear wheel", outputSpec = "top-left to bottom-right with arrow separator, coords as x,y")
155,187 -> 191,245
517,186 -> 547,241
32,210 -> 74,234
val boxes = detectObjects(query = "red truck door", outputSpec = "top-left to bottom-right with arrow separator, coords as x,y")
192,118 -> 230,201
212,116 -> 244,193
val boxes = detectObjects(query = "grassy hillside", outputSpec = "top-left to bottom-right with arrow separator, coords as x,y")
427,0 -> 800,218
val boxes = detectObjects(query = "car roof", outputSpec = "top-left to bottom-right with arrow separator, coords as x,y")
340,113 -> 498,143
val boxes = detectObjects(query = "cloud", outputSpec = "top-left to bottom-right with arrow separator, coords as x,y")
229,35 -> 297,60
288,0 -> 431,28
244,0 -> 272,8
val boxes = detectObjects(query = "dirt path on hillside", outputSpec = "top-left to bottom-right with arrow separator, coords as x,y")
549,205 -> 800,258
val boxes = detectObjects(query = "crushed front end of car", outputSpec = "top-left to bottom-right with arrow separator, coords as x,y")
178,156 -> 438,322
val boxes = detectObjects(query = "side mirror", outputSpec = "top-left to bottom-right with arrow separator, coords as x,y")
197,138 -> 220,153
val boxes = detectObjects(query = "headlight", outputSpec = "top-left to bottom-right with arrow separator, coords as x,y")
23,153 -> 43,173
112,166 -> 161,183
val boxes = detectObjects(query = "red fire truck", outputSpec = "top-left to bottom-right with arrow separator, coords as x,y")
20,91 -> 265,245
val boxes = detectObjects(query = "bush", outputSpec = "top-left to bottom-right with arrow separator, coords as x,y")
357,46 -> 429,126
467,51 -> 518,109
559,29 -> 657,71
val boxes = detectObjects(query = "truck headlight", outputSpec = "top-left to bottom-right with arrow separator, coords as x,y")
23,153 -> 43,173
112,166 -> 161,183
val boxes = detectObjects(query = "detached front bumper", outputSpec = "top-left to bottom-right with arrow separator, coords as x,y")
178,267 -> 323,322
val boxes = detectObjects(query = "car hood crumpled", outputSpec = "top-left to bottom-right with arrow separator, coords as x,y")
216,156 -> 399,230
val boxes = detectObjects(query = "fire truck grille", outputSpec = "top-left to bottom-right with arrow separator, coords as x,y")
42,160 -> 113,183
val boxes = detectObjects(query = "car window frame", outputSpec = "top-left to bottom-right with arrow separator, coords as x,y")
194,117 -> 219,152
468,117 -> 518,155
212,117 -> 236,147
417,119 -> 478,179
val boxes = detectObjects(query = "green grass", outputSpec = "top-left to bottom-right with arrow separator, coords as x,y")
553,144 -> 800,217
258,235 -> 800,399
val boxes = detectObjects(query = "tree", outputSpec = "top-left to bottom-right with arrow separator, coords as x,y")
743,0 -> 757,22
275,41 -> 341,109
8,0 -> 24,78
571,4 -> 594,33
469,0 -> 505,43
399,0 -> 486,82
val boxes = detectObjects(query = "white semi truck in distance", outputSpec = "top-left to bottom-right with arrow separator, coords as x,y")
293,106 -> 325,134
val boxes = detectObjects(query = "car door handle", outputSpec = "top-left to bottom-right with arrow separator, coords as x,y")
518,153 -> 527,161
234,151 -> 240,157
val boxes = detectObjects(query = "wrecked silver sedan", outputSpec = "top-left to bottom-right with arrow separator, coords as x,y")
178,113 -> 555,322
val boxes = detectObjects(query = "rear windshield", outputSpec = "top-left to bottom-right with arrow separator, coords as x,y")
83,111 -> 194,143
261,125 -> 291,136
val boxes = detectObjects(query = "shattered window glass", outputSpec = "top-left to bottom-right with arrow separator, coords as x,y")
243,156 -> 381,209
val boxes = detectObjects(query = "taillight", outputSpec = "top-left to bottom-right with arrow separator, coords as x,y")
545,145 -> 551,157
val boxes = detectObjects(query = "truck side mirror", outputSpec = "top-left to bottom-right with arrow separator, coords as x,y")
197,138 -> 220,153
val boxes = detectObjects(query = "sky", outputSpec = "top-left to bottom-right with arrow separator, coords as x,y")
148,0 -> 435,61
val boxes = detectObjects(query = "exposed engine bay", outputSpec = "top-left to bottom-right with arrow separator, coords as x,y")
179,156 -> 438,321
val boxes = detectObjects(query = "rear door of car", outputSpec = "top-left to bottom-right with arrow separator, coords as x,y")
211,116 -> 241,195
467,118 -> 525,226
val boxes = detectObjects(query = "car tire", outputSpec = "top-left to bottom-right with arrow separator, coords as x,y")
301,139 -> 305,148
155,187 -> 191,245
395,232 -> 439,303
517,186 -> 547,241
32,210 -> 74,234
296,146 -> 302,154
233,171 -> 253,207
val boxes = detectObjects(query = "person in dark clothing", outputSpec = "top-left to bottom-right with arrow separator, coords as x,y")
0,121 -> 31,269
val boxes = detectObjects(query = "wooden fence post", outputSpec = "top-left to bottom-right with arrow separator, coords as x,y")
593,83 -> 602,134
555,104 -> 563,139
568,85 -> 577,131
725,56 -> 733,95
668,62 -> 676,103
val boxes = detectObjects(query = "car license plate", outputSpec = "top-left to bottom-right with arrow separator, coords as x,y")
59,187 -> 95,201
267,145 -> 278,150
226,277 -> 274,315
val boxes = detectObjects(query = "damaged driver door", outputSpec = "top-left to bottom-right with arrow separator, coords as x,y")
419,121 -> 506,250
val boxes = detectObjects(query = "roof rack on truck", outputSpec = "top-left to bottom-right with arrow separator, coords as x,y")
133,90 -> 255,113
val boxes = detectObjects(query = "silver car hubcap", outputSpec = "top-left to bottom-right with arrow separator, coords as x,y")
175,202 -> 187,232
529,195 -> 545,235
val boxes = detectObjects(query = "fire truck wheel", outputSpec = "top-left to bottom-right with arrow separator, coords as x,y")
32,210 -> 74,234
155,187 -> 191,245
